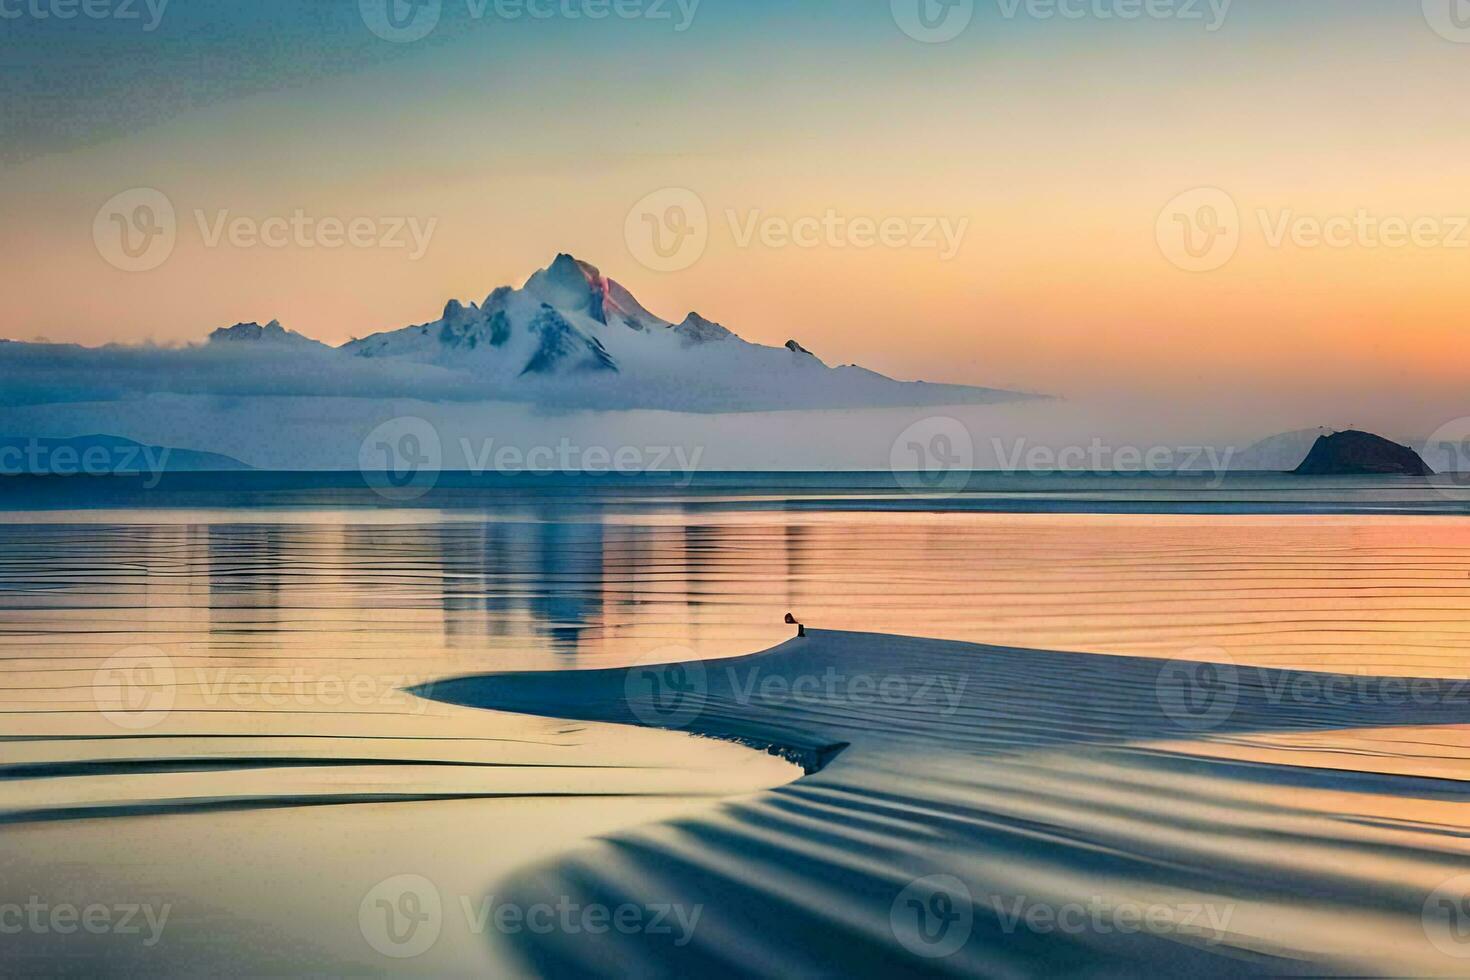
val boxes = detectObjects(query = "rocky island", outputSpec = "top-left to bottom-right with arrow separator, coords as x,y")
1293,430 -> 1434,476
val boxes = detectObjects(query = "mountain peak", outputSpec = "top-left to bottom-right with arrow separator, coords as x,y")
522,253 -> 605,320
522,252 -> 664,332
208,320 -> 325,349
272,254 -> 1027,409
675,313 -> 733,346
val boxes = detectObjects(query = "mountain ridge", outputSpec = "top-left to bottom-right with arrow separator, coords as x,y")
173,253 -> 1038,412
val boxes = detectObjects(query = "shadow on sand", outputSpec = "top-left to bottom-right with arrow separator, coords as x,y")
420,630 -> 1470,977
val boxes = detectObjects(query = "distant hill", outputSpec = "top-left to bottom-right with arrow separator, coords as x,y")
1230,428 -> 1332,471
1293,430 -> 1433,476
0,435 -> 251,476
208,319 -> 331,351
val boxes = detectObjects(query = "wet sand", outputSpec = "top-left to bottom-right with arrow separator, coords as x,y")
427,629 -> 1470,976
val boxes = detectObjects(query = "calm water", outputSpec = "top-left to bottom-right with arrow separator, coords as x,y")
3,474 -> 1470,973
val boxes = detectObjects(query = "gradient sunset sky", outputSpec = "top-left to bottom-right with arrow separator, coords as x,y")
3,0 -> 1468,415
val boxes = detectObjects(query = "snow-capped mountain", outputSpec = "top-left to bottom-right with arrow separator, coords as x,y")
208,319 -> 330,350
0,254 -> 1031,415
331,254 -> 1031,411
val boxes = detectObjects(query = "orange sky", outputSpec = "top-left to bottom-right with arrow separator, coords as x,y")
3,1 -> 1468,413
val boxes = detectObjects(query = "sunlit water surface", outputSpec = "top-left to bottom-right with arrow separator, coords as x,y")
3,477 -> 1470,973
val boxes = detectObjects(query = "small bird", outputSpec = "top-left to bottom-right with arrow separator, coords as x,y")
784,612 -> 798,624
